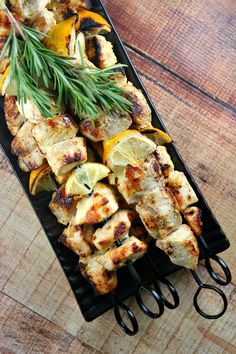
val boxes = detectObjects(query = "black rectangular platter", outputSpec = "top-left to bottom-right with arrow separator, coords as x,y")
0,0 -> 230,321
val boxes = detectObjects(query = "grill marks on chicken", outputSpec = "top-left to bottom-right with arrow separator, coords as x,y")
86,35 -> 117,69
60,220 -> 94,257
97,236 -> 147,271
74,182 -> 119,225
156,224 -> 199,270
49,184 -> 80,225
92,209 -> 135,251
80,110 -> 132,142
32,115 -> 78,154
79,251 -> 118,295
4,96 -> 25,136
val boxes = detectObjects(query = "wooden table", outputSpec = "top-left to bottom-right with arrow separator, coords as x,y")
1,1 -> 236,353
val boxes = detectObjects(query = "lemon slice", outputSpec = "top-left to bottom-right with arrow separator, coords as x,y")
43,16 -> 77,56
140,127 -> 173,145
29,163 -> 56,196
105,130 -> 156,170
76,9 -> 111,34
65,162 -> 110,196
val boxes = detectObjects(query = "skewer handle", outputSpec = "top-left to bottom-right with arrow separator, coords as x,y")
190,270 -> 228,319
113,295 -> 139,336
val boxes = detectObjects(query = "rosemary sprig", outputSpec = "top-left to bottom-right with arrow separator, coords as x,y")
0,2 -> 132,120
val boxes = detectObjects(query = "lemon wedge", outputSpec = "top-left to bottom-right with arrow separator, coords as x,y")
43,16 -> 78,56
140,127 -> 173,145
65,162 -> 110,196
104,130 -> 156,170
29,163 -> 56,196
76,9 -> 111,34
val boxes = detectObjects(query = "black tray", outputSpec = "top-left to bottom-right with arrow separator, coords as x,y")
0,0 -> 230,322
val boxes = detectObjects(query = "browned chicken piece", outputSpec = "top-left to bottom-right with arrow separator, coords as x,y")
0,9 -> 10,74
80,110 -> 132,142
46,137 -> 87,176
79,251 -> 117,295
86,35 -> 117,69
16,98 -> 46,124
73,32 -> 95,68
60,219 -> 94,257
30,8 -> 56,34
48,0 -> 90,23
109,67 -> 128,88
136,186 -> 182,239
154,147 -> 174,178
9,0 -> 51,20
49,185 -> 80,225
18,147 -> 45,172
74,182 -> 119,225
11,121 -> 37,156
4,96 -> 26,136
32,115 -> 78,154
97,236 -> 147,271
156,224 -> 199,270
122,81 -> 152,130
167,171 -> 198,211
116,152 -> 166,204
92,209 -> 135,251
183,206 -> 202,237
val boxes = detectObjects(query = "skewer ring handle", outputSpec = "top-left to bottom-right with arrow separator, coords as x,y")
113,296 -> 139,336
193,284 -> 228,319
135,285 -> 165,319
205,254 -> 232,286
154,277 -> 180,309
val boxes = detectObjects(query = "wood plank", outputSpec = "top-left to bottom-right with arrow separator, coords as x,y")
0,292 -> 100,354
103,0 -> 236,108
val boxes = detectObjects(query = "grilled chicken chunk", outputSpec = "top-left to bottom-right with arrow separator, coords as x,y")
80,110 -> 132,142
136,186 -> 182,239
4,96 -> 25,136
110,67 -> 128,88
48,0 -> 90,23
86,35 -> 117,69
11,121 -> 37,156
154,147 -> 174,178
122,82 -> 152,130
97,236 -> 147,271
60,220 -> 94,257
156,224 -> 199,270
49,185 -> 80,225
79,251 -> 118,295
168,171 -> 198,211
92,210 -> 135,251
9,0 -> 51,20
117,154 -> 165,204
183,206 -> 202,237
116,152 -> 165,204
46,137 -> 87,176
74,182 -> 119,225
32,115 -> 78,154
16,98 -> 45,124
30,8 -> 56,34
18,147 -> 45,172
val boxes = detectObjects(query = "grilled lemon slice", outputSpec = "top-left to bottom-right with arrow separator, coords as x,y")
29,163 -> 56,196
140,127 -> 173,145
65,162 -> 110,196
43,16 -> 78,56
104,130 -> 156,170
76,9 -> 111,34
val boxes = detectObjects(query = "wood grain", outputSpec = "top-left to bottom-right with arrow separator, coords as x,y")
0,292 -> 100,354
103,0 -> 236,109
